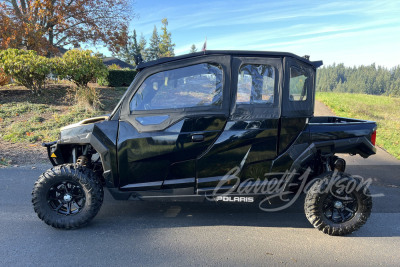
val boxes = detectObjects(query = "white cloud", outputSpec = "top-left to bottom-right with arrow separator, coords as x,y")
132,0 -> 400,67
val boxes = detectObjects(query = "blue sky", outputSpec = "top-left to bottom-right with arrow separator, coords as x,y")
94,0 -> 400,68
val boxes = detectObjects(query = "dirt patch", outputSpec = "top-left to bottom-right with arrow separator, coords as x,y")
314,100 -> 335,116
0,140 -> 47,166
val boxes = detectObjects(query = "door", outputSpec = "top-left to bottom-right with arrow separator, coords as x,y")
117,56 -> 231,191
278,57 -> 315,154
196,57 -> 282,193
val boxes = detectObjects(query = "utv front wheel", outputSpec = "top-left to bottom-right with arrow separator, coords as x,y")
304,173 -> 372,236
32,164 -> 104,229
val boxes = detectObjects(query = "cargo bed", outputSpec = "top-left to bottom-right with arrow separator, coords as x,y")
306,116 -> 377,158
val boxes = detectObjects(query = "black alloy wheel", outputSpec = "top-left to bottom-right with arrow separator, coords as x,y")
32,164 -> 103,229
47,181 -> 86,216
305,172 -> 372,236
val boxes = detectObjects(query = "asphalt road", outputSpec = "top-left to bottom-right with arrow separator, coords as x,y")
0,102 -> 399,266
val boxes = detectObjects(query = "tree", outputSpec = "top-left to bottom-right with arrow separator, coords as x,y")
113,28 -> 135,65
131,30 -> 140,59
147,26 -> 160,61
112,18 -> 174,63
190,44 -> 197,53
130,29 -> 146,64
138,33 -> 147,61
0,3 -> 21,50
113,29 -> 147,65
0,49 -> 53,94
1,0 -> 133,56
389,66 -> 400,95
159,18 -> 175,58
316,63 -> 400,96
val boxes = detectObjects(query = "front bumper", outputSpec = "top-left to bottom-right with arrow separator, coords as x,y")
42,141 -> 58,166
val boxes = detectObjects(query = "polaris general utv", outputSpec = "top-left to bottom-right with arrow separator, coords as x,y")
32,51 -> 377,235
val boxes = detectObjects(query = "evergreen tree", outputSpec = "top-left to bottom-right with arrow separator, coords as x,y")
147,25 -> 160,61
131,30 -> 140,58
138,33 -> 147,61
113,29 -> 146,65
316,63 -> 400,96
159,18 -> 175,58
190,44 -> 197,53
113,27 -> 134,65
130,29 -> 147,64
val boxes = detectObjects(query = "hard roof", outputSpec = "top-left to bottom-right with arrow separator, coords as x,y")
136,50 -> 323,70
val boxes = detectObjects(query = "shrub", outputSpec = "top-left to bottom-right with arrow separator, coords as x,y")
107,70 -> 137,87
108,64 -> 122,70
57,49 -> 108,87
0,49 -> 52,94
0,68 -> 10,86
97,75 -> 109,86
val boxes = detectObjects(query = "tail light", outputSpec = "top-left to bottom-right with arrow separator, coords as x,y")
371,130 -> 376,146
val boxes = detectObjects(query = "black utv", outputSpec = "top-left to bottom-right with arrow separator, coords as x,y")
32,51 -> 377,235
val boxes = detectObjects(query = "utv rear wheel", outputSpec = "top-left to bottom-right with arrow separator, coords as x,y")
32,164 -> 104,229
304,172 -> 372,236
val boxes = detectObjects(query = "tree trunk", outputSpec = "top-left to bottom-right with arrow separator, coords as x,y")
48,27 -> 54,57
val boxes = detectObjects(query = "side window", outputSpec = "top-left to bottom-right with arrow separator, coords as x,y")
130,63 -> 223,111
289,67 -> 308,101
237,64 -> 275,104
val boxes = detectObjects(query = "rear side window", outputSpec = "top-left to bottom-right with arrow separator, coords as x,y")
237,64 -> 275,104
130,63 -> 223,111
289,67 -> 309,101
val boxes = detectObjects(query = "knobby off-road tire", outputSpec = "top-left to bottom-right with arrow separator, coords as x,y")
304,172 -> 372,236
32,164 -> 104,229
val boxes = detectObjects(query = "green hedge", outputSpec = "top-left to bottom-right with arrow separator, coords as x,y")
107,70 -> 137,87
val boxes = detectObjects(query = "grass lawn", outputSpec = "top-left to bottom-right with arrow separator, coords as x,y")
316,92 -> 400,159
0,83 -> 127,144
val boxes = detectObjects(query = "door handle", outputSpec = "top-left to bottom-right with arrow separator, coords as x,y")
191,134 -> 204,142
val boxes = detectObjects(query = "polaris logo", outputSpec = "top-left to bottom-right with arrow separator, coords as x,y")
215,196 -> 254,203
